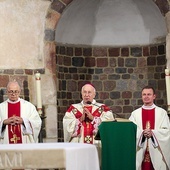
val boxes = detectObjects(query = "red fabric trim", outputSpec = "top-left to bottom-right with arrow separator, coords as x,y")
142,108 -> 155,129
141,108 -> 155,170
83,106 -> 93,143
8,102 -> 22,144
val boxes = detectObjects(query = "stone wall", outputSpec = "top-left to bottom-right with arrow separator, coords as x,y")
56,42 -> 166,141
0,69 -> 45,101
0,0 -> 168,143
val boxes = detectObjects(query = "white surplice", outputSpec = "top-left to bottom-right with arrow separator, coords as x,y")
63,99 -> 114,144
0,98 -> 42,144
129,105 -> 170,170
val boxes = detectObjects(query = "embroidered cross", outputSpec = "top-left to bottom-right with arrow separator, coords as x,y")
10,134 -> 20,143
146,121 -> 150,129
85,135 -> 92,143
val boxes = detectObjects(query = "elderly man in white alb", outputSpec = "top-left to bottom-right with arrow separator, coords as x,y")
0,80 -> 42,144
129,86 -> 170,170
63,83 -> 114,144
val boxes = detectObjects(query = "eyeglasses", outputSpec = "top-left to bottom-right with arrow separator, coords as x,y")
8,90 -> 20,94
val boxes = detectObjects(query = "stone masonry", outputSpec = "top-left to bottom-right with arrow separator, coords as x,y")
56,43 -> 166,142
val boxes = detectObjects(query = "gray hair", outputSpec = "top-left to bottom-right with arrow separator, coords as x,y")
7,80 -> 21,91
81,84 -> 96,94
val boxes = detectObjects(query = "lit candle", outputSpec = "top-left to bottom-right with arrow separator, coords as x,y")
165,68 -> 170,113
35,72 -> 42,116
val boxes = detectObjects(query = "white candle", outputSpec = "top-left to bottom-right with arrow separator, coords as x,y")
165,68 -> 170,113
35,72 -> 42,115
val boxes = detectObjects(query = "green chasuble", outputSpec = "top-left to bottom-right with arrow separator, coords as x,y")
97,121 -> 137,170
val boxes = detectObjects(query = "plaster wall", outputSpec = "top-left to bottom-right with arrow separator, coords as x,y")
0,0 -> 58,142
56,0 -> 167,46
0,0 -> 49,69
0,0 -> 169,143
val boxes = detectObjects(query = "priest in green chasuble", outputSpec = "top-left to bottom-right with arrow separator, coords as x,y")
63,83 -> 114,144
0,81 -> 42,144
129,86 -> 170,170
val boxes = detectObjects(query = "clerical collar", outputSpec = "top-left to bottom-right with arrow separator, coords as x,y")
7,98 -> 21,104
142,104 -> 156,110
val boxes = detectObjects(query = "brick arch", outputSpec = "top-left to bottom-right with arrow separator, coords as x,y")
44,0 -> 170,44
44,0 -> 169,74
50,0 -> 170,16
45,0 -> 169,46
43,0 -> 74,74
153,0 -> 169,16
44,0 -> 168,142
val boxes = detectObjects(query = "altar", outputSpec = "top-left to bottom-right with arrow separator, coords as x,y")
0,142 -> 100,170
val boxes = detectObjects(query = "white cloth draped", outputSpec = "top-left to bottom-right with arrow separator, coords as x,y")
1,143 -> 100,170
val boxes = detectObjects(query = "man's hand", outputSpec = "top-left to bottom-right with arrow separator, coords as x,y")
80,113 -> 85,122
13,116 -> 23,125
83,107 -> 94,121
3,116 -> 23,125
143,129 -> 152,138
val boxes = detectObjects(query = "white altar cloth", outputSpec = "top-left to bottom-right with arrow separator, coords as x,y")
0,142 -> 100,170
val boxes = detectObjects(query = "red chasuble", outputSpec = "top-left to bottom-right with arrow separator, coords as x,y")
8,102 -> 22,144
141,108 -> 155,170
68,104 -> 108,144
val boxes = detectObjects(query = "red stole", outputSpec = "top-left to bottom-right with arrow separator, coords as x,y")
141,108 -> 155,170
82,106 -> 94,143
8,102 -> 22,144
82,106 -> 102,143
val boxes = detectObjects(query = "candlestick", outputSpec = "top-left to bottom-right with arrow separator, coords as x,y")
165,68 -> 170,113
35,72 -> 42,116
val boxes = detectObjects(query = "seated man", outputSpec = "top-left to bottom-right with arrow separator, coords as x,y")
63,83 -> 114,144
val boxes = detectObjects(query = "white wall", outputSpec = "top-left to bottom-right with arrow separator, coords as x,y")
0,0 -> 58,142
55,0 -> 167,46
0,0 -> 49,69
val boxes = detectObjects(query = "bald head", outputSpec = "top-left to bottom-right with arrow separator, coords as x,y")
7,81 -> 21,90
81,84 -> 96,104
7,81 -> 21,102
81,84 -> 95,92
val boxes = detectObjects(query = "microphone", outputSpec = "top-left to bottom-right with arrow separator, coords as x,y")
109,109 -> 123,119
86,101 -> 92,104
86,101 -> 100,107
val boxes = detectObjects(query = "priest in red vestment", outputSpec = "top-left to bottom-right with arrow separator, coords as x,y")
0,81 -> 42,144
129,86 -> 170,170
63,83 -> 114,144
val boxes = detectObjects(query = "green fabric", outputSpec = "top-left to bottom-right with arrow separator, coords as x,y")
98,121 -> 137,170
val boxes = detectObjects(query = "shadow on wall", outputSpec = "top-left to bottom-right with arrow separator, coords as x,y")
0,89 -> 3,103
